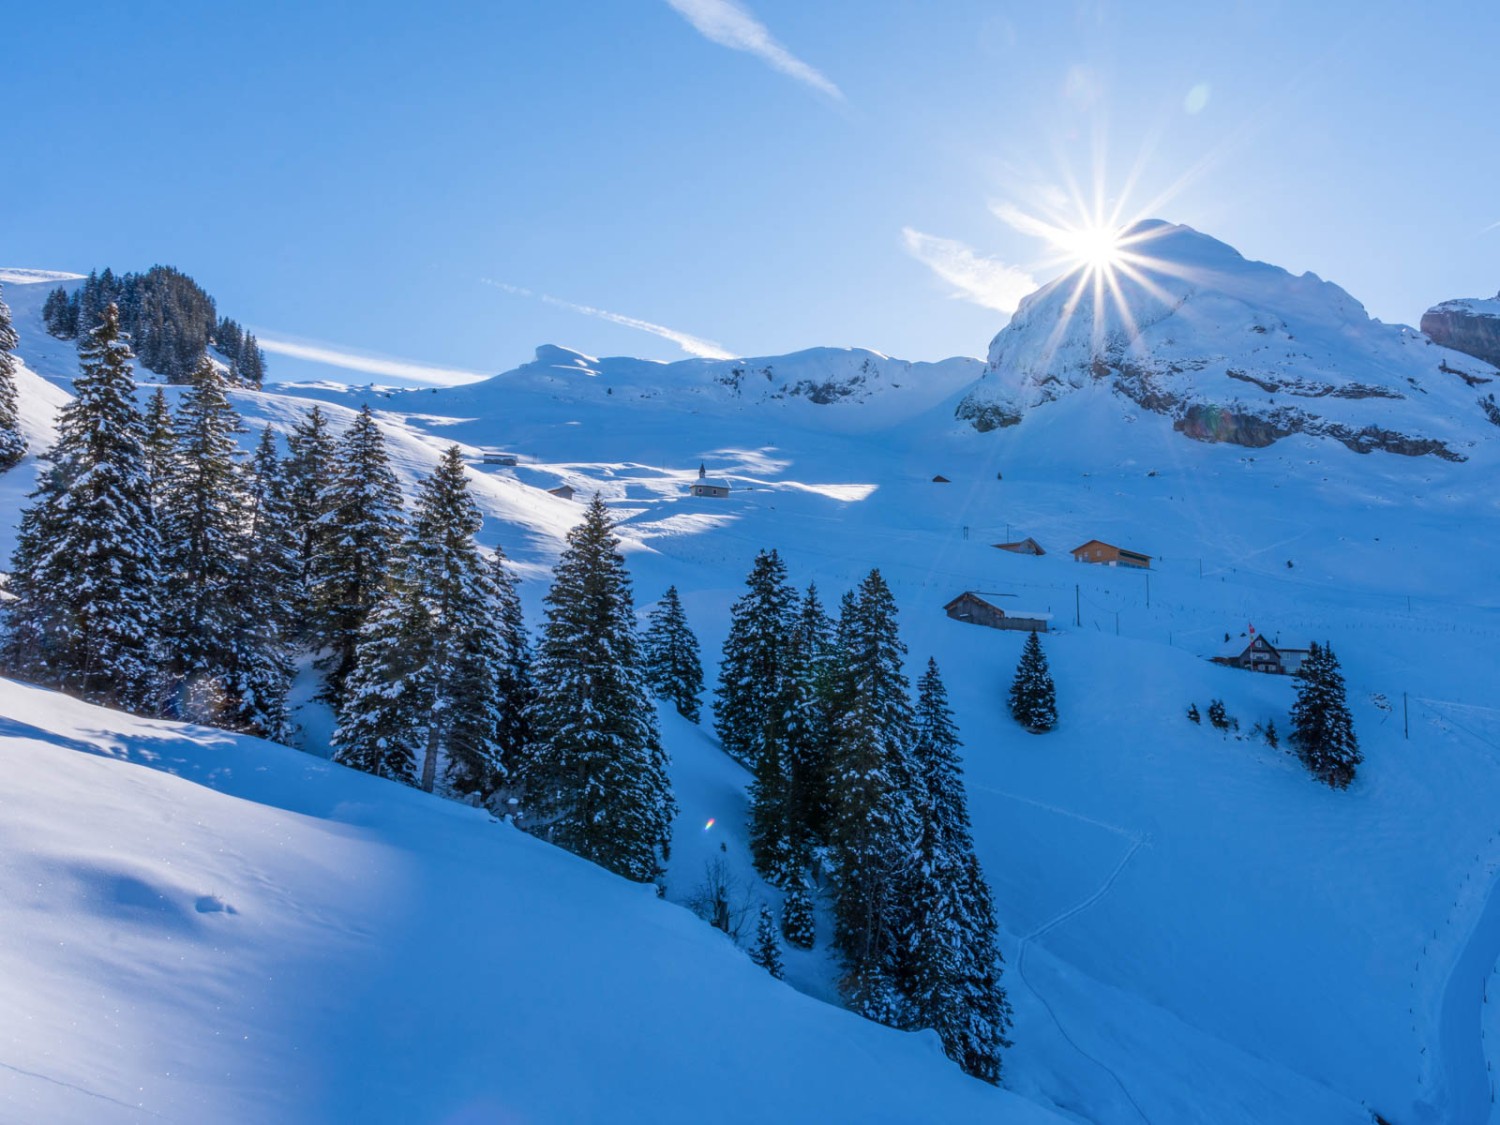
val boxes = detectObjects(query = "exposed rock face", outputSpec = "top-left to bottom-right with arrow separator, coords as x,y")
955,221 -> 1500,460
1421,294 -> 1500,370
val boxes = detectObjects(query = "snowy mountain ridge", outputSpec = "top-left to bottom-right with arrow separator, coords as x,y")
956,220 -> 1500,460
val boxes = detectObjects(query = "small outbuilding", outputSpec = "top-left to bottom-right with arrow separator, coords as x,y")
547,484 -> 577,500
943,592 -> 1050,633
932,474 -> 951,483
994,537 -> 1045,556
1071,539 -> 1151,569
480,450 -> 518,466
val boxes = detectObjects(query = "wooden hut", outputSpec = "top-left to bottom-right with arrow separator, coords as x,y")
943,592 -> 1050,633
1070,539 -> 1151,569
994,537 -> 1045,556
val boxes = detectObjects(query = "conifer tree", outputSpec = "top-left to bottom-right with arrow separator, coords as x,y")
1290,641 -> 1361,788
750,903 -> 786,980
334,447 -> 513,794
157,358 -> 289,737
0,284 -> 26,471
3,305 -> 160,708
310,404 -> 404,703
825,569 -> 919,1023
524,495 -> 676,881
485,547 -> 536,787
713,549 -> 796,768
899,658 -> 1013,1084
642,585 -> 703,722
1187,702 -> 1201,724
749,584 -> 827,886
1007,630 -> 1057,733
142,386 -> 176,509
285,405 -> 338,613
781,865 -> 816,950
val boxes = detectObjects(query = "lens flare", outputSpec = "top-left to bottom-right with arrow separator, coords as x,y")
704,818 -> 716,830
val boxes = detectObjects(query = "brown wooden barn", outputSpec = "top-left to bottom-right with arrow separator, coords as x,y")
943,592 -> 1050,632
994,537 -> 1045,556
547,484 -> 577,500
1070,539 -> 1151,569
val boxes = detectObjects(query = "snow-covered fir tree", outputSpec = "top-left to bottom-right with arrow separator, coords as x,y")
780,860 -> 816,950
825,568 -> 920,1024
749,583 -> 828,887
750,903 -> 786,980
1290,641 -> 1361,788
141,386 -> 176,510
2,304 -> 160,709
158,358 -> 290,738
524,495 -> 676,882
334,447 -> 513,794
484,546 -> 535,790
642,585 -> 703,722
285,404 -> 338,628
713,549 -> 797,768
898,658 -> 1013,1084
1007,629 -> 1057,733
309,404 -> 404,704
0,283 -> 26,471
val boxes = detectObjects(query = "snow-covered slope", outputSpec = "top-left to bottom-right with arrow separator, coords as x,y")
0,677 -> 1064,1125
957,220 -> 1500,460
6,244 -> 1500,1124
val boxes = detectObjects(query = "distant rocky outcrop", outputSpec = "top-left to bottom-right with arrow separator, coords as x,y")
954,220 -> 1500,460
1421,293 -> 1500,370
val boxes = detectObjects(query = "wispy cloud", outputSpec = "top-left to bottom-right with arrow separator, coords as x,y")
257,336 -> 489,385
901,228 -> 1038,314
665,0 -> 842,99
481,278 -> 735,360
1482,218 -> 1500,234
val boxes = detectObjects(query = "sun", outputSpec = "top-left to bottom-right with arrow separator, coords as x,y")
1056,223 -> 1127,274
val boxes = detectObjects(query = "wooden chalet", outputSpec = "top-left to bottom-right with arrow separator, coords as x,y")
943,592 -> 1050,633
1071,539 -> 1151,569
480,450 -> 518,466
547,484 -> 576,500
1212,634 -> 1311,676
994,537 -> 1045,556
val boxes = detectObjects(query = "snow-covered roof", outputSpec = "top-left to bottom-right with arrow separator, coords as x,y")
692,478 -> 732,490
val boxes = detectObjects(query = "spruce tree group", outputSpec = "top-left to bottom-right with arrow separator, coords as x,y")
41,267 -> 264,385
899,659 -> 1013,1082
334,447 -> 523,796
642,586 -> 703,722
283,405 -> 338,629
4,305 -> 160,710
0,284 -> 26,471
710,550 -> 1014,1082
1008,630 -> 1057,733
1289,641 -> 1361,788
525,496 -> 676,882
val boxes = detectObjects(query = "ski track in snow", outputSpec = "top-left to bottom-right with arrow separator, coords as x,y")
1015,831 -> 1153,1123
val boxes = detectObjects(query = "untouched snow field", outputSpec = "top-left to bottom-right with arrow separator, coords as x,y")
4,239 -> 1500,1123
0,679 -> 1062,1124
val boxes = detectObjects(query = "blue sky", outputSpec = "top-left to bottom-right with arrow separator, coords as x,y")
3,1 -> 1496,382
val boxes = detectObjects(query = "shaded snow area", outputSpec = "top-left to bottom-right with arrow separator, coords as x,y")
4,236 -> 1500,1124
0,679 -> 1058,1125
